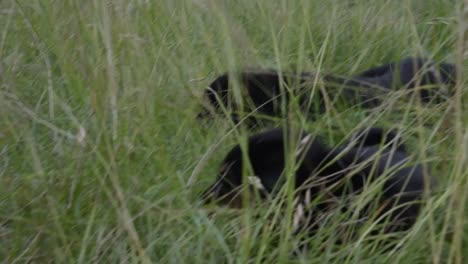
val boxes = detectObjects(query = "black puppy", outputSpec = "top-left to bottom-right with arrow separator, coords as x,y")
198,57 -> 456,124
202,127 -> 429,235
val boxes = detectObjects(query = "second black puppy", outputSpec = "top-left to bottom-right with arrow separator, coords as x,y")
202,127 -> 429,236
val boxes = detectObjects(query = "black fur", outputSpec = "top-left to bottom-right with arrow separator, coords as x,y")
202,127 -> 429,236
198,57 -> 456,124
200,128 -> 333,207
354,57 -> 456,103
197,71 -> 331,125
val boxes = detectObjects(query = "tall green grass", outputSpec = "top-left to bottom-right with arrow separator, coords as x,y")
0,0 -> 466,262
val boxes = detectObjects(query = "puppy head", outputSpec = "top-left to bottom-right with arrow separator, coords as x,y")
200,128 -> 284,207
201,128 -> 331,208
205,73 -> 230,109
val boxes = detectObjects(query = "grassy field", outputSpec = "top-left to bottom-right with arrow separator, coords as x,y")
0,0 -> 467,263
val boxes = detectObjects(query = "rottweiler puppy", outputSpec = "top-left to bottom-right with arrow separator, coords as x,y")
198,57 -> 456,124
201,127 -> 429,236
